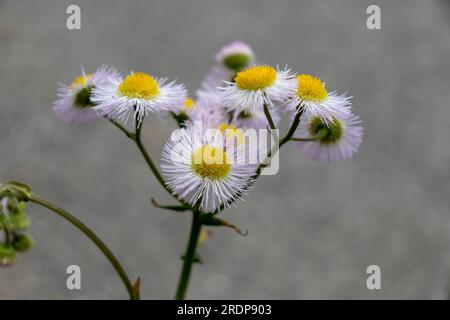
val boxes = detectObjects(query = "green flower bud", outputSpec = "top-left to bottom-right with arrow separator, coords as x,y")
223,53 -> 251,71
12,233 -> 34,252
0,244 -> 16,267
9,210 -> 30,230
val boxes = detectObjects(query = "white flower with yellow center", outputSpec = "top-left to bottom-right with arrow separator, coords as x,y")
91,71 -> 187,125
53,65 -> 119,125
219,65 -> 295,114
161,126 -> 258,213
284,74 -> 352,125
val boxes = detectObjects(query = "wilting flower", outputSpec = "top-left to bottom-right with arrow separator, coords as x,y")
219,65 -> 295,114
92,71 -> 187,126
161,125 -> 258,212
53,65 -> 119,125
231,106 -> 280,130
294,113 -> 363,162
284,74 -> 351,125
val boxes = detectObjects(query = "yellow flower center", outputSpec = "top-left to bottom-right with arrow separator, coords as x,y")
184,97 -> 195,110
118,72 -> 160,99
191,145 -> 231,180
235,65 -> 277,90
296,74 -> 328,102
218,123 -> 245,145
70,74 -> 92,90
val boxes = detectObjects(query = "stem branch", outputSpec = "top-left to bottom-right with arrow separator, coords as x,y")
290,128 -> 328,142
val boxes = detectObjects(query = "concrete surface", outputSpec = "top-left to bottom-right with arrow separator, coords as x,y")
1,0 -> 450,299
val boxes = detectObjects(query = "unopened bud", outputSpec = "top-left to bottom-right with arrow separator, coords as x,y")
0,244 -> 16,267
13,233 -> 34,252
9,211 -> 30,230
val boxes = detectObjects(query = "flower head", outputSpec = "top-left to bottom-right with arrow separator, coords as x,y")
284,74 -> 351,125
91,71 -> 187,126
53,65 -> 119,125
161,125 -> 258,212
295,113 -> 363,162
219,65 -> 295,114
215,41 -> 255,71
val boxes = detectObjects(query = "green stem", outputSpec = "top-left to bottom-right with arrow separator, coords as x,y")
290,128 -> 328,142
279,109 -> 304,147
263,103 -> 276,131
106,117 -> 135,139
29,195 -> 137,300
175,210 -> 202,300
134,123 -> 168,193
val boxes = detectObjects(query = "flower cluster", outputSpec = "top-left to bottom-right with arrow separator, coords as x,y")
0,195 -> 33,266
53,41 -> 363,213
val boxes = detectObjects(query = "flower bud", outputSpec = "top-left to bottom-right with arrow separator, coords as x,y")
12,233 -> 34,252
9,211 -> 30,230
0,244 -> 16,267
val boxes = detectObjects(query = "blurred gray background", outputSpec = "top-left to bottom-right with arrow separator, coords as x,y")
1,0 -> 450,299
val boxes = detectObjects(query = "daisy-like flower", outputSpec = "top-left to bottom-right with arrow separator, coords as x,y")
231,106 -> 281,130
284,74 -> 352,125
161,125 -> 258,212
53,65 -> 119,125
294,113 -> 363,162
91,71 -> 187,126
219,65 -> 295,114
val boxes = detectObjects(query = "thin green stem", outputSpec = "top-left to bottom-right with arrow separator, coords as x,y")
151,198 -> 189,212
263,103 -> 276,131
175,210 -> 202,300
279,109 -> 304,147
134,123 -> 168,193
133,120 -> 190,207
106,117 -> 135,139
290,128 -> 328,142
29,195 -> 137,300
